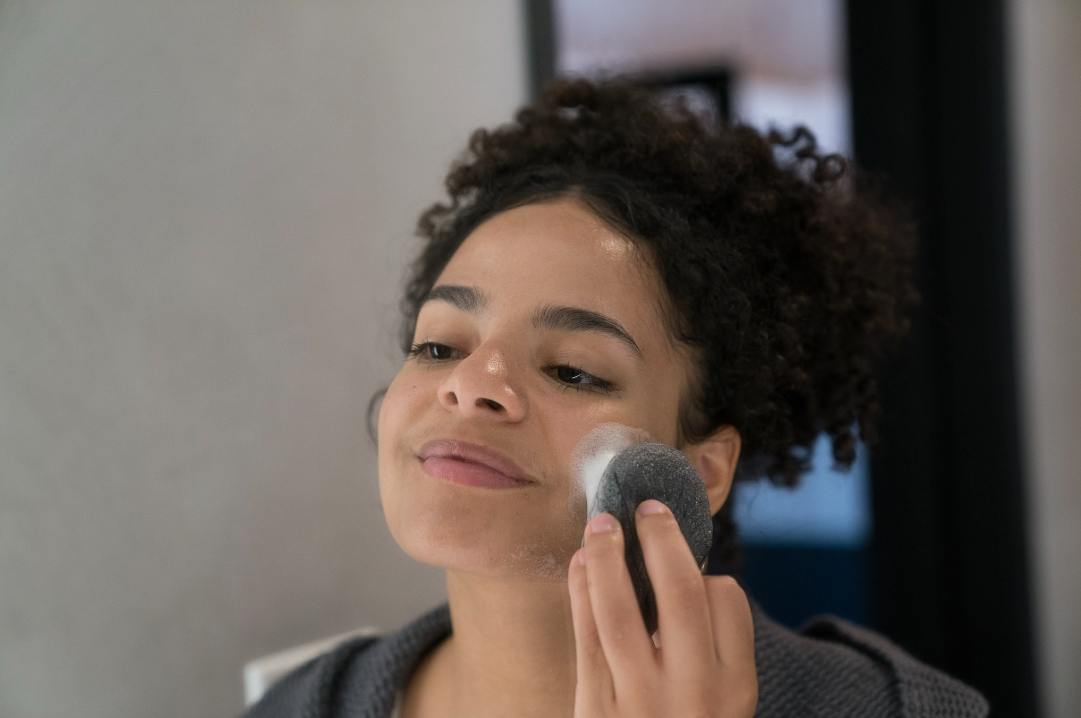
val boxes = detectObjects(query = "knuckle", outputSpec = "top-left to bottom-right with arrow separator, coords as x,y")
735,682 -> 759,715
668,697 -> 711,718
601,611 -> 638,644
717,670 -> 758,715
712,574 -> 741,591
666,574 -> 707,605
583,635 -> 605,658
708,575 -> 746,600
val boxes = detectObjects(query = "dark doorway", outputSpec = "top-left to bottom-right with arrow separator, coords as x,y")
847,1 -> 1038,715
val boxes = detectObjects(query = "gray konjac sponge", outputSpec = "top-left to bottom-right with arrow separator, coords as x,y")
590,442 -> 713,635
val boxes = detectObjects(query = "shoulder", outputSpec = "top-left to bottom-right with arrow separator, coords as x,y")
751,603 -> 988,718
240,604 -> 452,718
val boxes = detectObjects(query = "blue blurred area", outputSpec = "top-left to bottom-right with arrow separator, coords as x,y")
734,434 -> 874,628
733,434 -> 871,546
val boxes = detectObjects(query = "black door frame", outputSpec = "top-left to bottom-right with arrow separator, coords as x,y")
847,2 -> 1037,715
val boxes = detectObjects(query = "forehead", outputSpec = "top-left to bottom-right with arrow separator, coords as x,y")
436,199 -> 664,327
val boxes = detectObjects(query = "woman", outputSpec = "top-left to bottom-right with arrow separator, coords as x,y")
244,79 -> 988,718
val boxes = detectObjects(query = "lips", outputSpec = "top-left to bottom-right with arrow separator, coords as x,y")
417,439 -> 534,489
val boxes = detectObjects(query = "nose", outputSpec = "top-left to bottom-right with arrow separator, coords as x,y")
438,343 -> 527,421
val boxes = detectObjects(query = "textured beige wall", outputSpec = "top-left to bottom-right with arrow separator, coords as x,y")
1009,2 -> 1081,717
0,1 -> 525,716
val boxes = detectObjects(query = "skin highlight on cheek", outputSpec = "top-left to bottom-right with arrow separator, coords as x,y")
568,422 -> 656,520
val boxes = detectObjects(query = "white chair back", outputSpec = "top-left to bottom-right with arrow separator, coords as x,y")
242,626 -> 380,707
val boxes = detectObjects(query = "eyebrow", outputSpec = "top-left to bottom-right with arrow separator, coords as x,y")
421,285 -> 643,360
532,304 -> 643,360
422,285 -> 489,314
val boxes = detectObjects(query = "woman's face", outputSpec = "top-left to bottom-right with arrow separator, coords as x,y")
378,198 -> 696,581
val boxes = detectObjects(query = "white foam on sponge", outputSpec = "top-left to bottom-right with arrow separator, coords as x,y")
569,423 -> 655,519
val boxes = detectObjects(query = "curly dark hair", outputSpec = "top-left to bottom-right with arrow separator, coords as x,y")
390,78 -> 918,563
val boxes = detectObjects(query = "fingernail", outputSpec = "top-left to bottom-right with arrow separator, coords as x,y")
590,514 -> 619,533
576,548 -> 586,566
638,499 -> 668,516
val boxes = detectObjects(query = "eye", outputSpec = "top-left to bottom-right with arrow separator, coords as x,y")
551,365 -> 615,394
408,341 -> 463,362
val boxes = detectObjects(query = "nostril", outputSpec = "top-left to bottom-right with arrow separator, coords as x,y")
479,398 -> 503,412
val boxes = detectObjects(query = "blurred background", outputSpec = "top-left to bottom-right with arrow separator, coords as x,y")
0,1 -> 1076,716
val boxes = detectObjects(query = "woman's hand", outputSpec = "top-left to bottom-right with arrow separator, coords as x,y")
568,499 -> 757,718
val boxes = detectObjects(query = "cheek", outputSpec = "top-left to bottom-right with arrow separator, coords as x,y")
621,378 -> 686,446
543,391 -> 679,460
377,367 -> 428,523
377,373 -> 406,478
378,369 -> 412,443
378,361 -> 439,443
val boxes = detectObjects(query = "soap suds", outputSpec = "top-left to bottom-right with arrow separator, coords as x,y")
569,423 -> 654,519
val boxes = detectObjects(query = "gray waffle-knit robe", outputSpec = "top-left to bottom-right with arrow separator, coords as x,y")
241,601 -> 988,718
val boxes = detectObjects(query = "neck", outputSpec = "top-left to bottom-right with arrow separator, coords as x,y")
438,569 -> 578,718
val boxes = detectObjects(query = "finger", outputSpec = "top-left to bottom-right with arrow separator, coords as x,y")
635,499 -> 715,668
568,547 -> 613,701
583,513 -> 655,680
704,576 -> 756,679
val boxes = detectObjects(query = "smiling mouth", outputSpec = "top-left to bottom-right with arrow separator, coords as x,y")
417,439 -> 534,489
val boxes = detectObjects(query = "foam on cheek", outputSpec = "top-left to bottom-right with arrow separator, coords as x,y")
570,423 -> 655,519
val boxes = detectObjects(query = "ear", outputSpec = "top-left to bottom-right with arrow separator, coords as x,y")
682,425 -> 741,516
